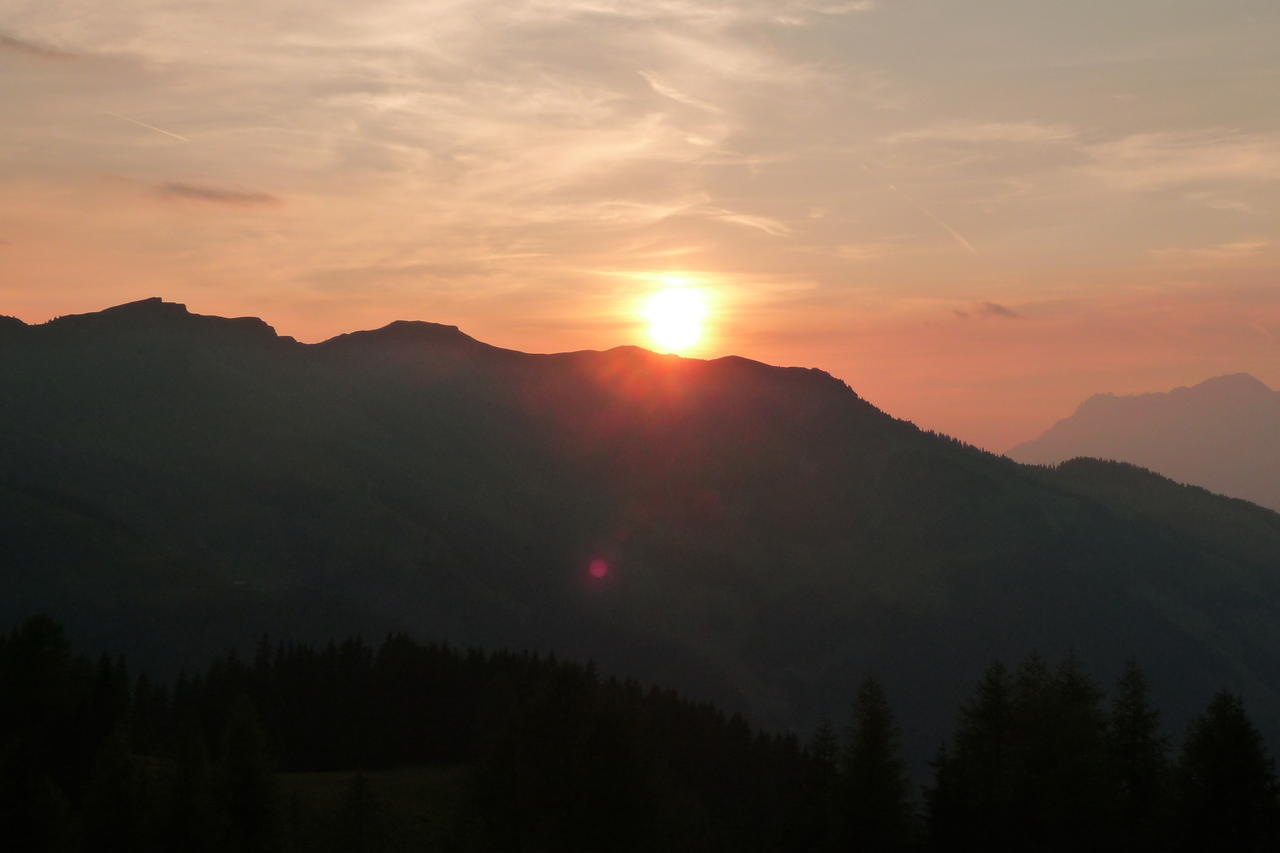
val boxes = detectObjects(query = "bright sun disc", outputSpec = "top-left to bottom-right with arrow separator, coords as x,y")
644,288 -> 707,353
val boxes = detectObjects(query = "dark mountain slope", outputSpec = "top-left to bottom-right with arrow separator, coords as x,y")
1009,374 -> 1280,511
4,299 -> 1280,761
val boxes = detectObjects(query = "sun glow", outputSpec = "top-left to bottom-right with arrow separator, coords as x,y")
644,287 -> 708,354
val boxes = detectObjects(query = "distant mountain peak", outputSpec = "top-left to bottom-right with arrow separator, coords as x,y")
44,297 -> 286,343
1010,372 -> 1280,512
372,319 -> 475,342
103,296 -> 187,316
1074,373 -> 1273,415
317,319 -> 490,353
1181,372 -> 1272,395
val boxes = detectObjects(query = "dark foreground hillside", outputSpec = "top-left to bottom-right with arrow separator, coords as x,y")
5,298 -> 1280,763
5,617 -> 1278,853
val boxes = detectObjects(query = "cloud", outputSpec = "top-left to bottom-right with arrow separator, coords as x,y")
956,301 -> 1023,320
521,0 -> 875,26
882,121 -> 1078,146
1182,192 -> 1254,214
1082,131 -> 1280,191
304,259 -> 502,291
637,70 -> 722,113
157,183 -> 280,207
4,0 -> 849,249
804,0 -> 876,11
0,32 -> 77,60
1148,240 -> 1271,263
831,241 -> 898,260
979,301 -> 1022,319
698,206 -> 792,236
106,112 -> 190,142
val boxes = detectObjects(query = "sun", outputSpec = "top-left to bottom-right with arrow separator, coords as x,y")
644,287 -> 708,354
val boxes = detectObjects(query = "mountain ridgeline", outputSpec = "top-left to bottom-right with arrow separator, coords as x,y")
4,298 -> 1280,760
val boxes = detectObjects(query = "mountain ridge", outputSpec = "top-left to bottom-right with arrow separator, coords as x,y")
5,299 -> 1280,768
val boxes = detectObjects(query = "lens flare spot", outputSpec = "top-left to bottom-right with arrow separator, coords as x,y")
588,558 -> 609,579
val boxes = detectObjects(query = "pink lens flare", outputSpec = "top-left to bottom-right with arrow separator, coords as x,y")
588,558 -> 609,578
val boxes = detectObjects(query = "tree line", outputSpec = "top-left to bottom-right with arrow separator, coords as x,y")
2,615 -> 1277,851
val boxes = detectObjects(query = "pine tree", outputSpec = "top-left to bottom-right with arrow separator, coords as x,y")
1175,690 -> 1280,852
811,718 -> 840,782
924,743 -> 956,852
1109,660 -> 1169,852
1027,656 -> 1113,850
935,661 -> 1013,852
809,717 -> 841,848
837,677 -> 914,852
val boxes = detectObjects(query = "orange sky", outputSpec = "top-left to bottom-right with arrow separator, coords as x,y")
2,1 -> 1278,450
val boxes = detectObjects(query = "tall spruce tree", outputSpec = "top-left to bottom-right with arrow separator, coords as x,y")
930,661 -> 1013,852
1028,657 -> 1113,850
1175,690 -> 1280,852
838,677 -> 914,852
1109,660 -> 1169,852
808,719 -> 841,850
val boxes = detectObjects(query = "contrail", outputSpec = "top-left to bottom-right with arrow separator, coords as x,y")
886,181 -> 979,255
860,161 -> 979,255
105,111 -> 189,142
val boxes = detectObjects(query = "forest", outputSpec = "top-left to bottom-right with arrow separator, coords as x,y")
3,615 -> 1277,852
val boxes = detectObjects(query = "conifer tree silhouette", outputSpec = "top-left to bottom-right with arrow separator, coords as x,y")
1109,660 -> 1169,852
838,677 -> 914,852
1175,690 -> 1280,852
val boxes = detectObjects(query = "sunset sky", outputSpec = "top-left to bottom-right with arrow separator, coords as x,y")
2,0 -> 1277,449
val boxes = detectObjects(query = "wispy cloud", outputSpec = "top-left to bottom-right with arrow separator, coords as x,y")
157,183 -> 280,206
882,121 -> 1079,146
882,181 -> 979,255
830,241 -> 900,260
699,207 -> 792,236
1149,240 -> 1272,263
521,0 -> 875,26
105,112 -> 190,142
1082,131 -> 1280,191
303,260 -> 505,292
1182,192 -> 1254,214
955,301 -> 1023,320
637,70 -> 723,113
0,32 -> 77,60
979,301 -> 1022,319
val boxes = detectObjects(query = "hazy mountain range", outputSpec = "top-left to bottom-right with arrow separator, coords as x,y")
1009,374 -> 1280,513
4,298 -> 1280,763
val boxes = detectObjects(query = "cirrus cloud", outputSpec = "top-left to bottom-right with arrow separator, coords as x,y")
157,183 -> 280,207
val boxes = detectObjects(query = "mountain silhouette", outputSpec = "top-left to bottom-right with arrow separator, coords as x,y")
1009,374 -> 1280,512
5,299 -> 1280,765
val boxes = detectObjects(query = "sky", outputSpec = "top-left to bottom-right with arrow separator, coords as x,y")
2,0 -> 1278,450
